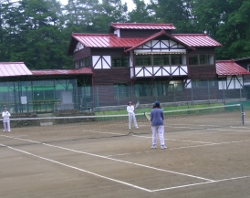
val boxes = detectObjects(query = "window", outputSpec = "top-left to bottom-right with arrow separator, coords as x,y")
135,54 -> 186,66
74,61 -> 80,69
74,57 -> 91,69
85,57 -> 90,66
112,57 -> 129,67
171,54 -> 183,65
168,81 -> 183,91
135,56 -> 151,66
192,80 -> 208,87
189,54 -> 214,66
189,55 -> 199,65
153,55 -> 170,66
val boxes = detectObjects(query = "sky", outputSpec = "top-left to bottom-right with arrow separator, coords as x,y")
58,0 -> 150,11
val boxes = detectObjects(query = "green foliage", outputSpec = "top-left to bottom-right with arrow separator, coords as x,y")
191,0 -> 250,59
0,0 -> 249,69
128,0 -> 155,23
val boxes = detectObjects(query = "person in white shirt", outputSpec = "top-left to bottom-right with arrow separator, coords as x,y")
126,101 -> 138,130
2,107 -> 11,132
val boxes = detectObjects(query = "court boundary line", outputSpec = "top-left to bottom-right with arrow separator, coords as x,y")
1,135 -> 250,192
151,175 -> 250,192
0,134 -> 212,181
1,141 -> 250,192
107,136 -> 250,157
0,143 -> 151,192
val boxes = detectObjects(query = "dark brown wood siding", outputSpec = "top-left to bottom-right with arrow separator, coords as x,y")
73,48 -> 91,61
120,29 -> 172,38
93,68 -> 130,86
187,47 -> 217,80
188,47 -> 215,54
91,48 -> 127,56
188,65 -> 217,80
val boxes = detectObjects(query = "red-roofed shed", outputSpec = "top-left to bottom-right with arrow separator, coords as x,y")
0,62 -> 32,77
216,60 -> 250,75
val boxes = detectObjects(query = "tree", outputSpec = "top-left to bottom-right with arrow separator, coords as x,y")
0,0 -> 21,61
64,0 -> 100,32
8,0 -> 72,69
150,0 -> 194,33
191,0 -> 250,59
128,0 -> 155,23
90,0 -> 128,33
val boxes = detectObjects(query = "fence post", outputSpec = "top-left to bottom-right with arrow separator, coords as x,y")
241,103 -> 245,125
207,80 -> 210,105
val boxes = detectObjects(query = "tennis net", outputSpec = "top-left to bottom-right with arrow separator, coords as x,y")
0,104 -> 244,146
161,104 -> 243,131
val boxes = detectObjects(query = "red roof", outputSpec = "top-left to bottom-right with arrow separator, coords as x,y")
31,67 -> 93,76
72,33 -> 222,49
216,60 -> 250,75
110,23 -> 176,30
0,62 -> 32,77
173,34 -> 222,47
72,33 -> 143,48
125,30 -> 196,53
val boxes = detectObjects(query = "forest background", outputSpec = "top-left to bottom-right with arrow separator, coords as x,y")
0,0 -> 249,70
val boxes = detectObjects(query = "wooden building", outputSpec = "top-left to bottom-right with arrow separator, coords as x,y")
66,23 -> 250,106
0,23 -> 249,113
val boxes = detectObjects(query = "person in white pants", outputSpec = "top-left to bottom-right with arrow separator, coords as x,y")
2,107 -> 11,132
126,101 -> 138,130
150,101 -> 167,149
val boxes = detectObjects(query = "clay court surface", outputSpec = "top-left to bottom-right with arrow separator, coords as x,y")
1,109 -> 250,198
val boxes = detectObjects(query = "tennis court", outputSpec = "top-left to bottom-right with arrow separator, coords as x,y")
1,105 -> 250,198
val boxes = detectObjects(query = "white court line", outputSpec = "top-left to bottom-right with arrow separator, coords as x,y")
2,135 -> 250,192
1,134 -> 213,182
6,141 -> 250,193
0,134 -> 41,144
230,126 -> 250,129
151,175 -> 250,192
107,136 -> 250,157
0,143 -> 151,192
43,143 -> 213,182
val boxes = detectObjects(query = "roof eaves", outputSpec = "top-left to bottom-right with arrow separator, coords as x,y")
216,60 -> 250,75
173,33 -> 222,47
124,30 -> 196,53
110,22 -> 177,30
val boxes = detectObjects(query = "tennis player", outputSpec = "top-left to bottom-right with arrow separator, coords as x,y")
2,107 -> 11,132
127,101 -> 138,130
150,101 -> 167,149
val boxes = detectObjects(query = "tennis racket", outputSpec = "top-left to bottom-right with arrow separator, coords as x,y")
144,112 -> 151,121
134,101 -> 140,109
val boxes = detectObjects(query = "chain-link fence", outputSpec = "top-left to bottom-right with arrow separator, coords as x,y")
0,79 -> 248,114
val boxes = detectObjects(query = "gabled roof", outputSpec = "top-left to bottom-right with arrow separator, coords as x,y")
70,32 -> 222,53
173,34 -> 222,47
0,62 -> 32,77
125,30 -> 196,53
234,57 -> 250,62
0,62 -> 92,78
31,67 -> 93,76
216,60 -> 250,75
109,23 -> 176,31
71,33 -> 144,48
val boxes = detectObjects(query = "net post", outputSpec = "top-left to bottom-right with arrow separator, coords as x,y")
241,104 -> 245,125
